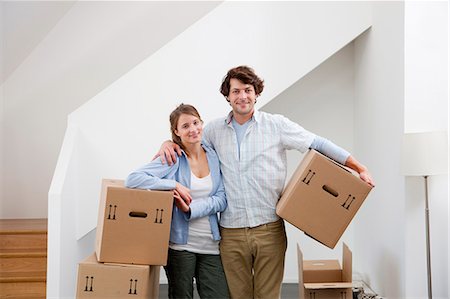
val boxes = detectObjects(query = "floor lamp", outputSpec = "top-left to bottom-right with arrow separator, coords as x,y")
402,131 -> 448,299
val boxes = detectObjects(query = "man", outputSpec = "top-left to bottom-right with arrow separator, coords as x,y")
158,66 -> 375,299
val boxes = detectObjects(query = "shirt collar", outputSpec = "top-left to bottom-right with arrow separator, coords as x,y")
224,110 -> 260,126
179,143 -> 210,158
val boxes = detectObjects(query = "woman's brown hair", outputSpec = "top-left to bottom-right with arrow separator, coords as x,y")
220,65 -> 265,99
169,104 -> 202,150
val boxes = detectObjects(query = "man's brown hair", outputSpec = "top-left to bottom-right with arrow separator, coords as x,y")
220,66 -> 264,99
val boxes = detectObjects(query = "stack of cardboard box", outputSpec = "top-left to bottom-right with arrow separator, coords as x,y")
76,179 -> 173,298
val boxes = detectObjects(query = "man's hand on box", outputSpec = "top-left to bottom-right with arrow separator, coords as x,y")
345,155 -> 375,188
359,170 -> 375,188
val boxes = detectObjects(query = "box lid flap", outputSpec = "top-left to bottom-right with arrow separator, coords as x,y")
304,282 -> 353,289
303,259 -> 341,271
297,244 -> 305,299
103,262 -> 150,269
80,252 -> 98,264
102,178 -> 125,188
342,242 -> 352,282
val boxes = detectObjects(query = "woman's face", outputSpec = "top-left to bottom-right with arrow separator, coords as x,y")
175,113 -> 203,146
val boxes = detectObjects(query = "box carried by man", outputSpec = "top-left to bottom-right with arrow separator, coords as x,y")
95,179 -> 173,265
277,150 -> 372,248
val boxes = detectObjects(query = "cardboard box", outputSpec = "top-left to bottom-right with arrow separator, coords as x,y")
276,150 -> 372,248
76,253 -> 160,298
297,243 -> 352,299
95,179 -> 173,265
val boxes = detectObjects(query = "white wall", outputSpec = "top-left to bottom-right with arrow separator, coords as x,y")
261,43 -> 356,282
404,2 -> 449,298
404,1 -> 448,133
1,1 -> 75,83
353,2 -> 406,298
0,2 -> 4,212
0,1 -> 221,219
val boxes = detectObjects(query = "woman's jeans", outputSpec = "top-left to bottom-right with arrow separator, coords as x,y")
164,248 -> 229,299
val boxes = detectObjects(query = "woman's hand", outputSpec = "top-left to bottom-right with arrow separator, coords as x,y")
175,182 -> 192,204
173,183 -> 192,213
173,190 -> 190,213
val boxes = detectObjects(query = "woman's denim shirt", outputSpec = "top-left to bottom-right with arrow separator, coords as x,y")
125,144 -> 226,244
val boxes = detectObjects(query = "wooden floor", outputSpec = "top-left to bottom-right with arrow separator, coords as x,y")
158,283 -> 299,299
0,219 -> 47,232
0,219 -> 47,299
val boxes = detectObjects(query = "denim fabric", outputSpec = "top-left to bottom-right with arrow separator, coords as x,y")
125,144 -> 226,244
164,249 -> 229,299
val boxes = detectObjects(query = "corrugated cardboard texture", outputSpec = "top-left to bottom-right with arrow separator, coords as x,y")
341,243 -> 352,283
303,260 -> 342,283
95,179 -> 173,265
76,253 -> 160,298
298,245 -> 305,299
277,150 -> 372,248
297,243 -> 353,299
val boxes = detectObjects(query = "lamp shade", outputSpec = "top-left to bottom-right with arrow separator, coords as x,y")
402,131 -> 448,176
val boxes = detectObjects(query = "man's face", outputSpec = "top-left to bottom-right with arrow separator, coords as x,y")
227,78 -> 257,116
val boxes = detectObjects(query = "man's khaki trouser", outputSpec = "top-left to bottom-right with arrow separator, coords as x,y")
220,219 -> 287,299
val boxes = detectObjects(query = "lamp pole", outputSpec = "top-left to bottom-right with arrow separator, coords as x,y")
402,131 -> 448,299
424,175 -> 432,299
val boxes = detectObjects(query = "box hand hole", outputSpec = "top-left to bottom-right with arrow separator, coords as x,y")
129,211 -> 148,218
322,185 -> 338,197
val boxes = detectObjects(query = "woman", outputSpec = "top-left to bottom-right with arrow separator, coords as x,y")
125,104 -> 229,299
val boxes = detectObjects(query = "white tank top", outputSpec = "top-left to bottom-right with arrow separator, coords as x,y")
169,172 -> 220,255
